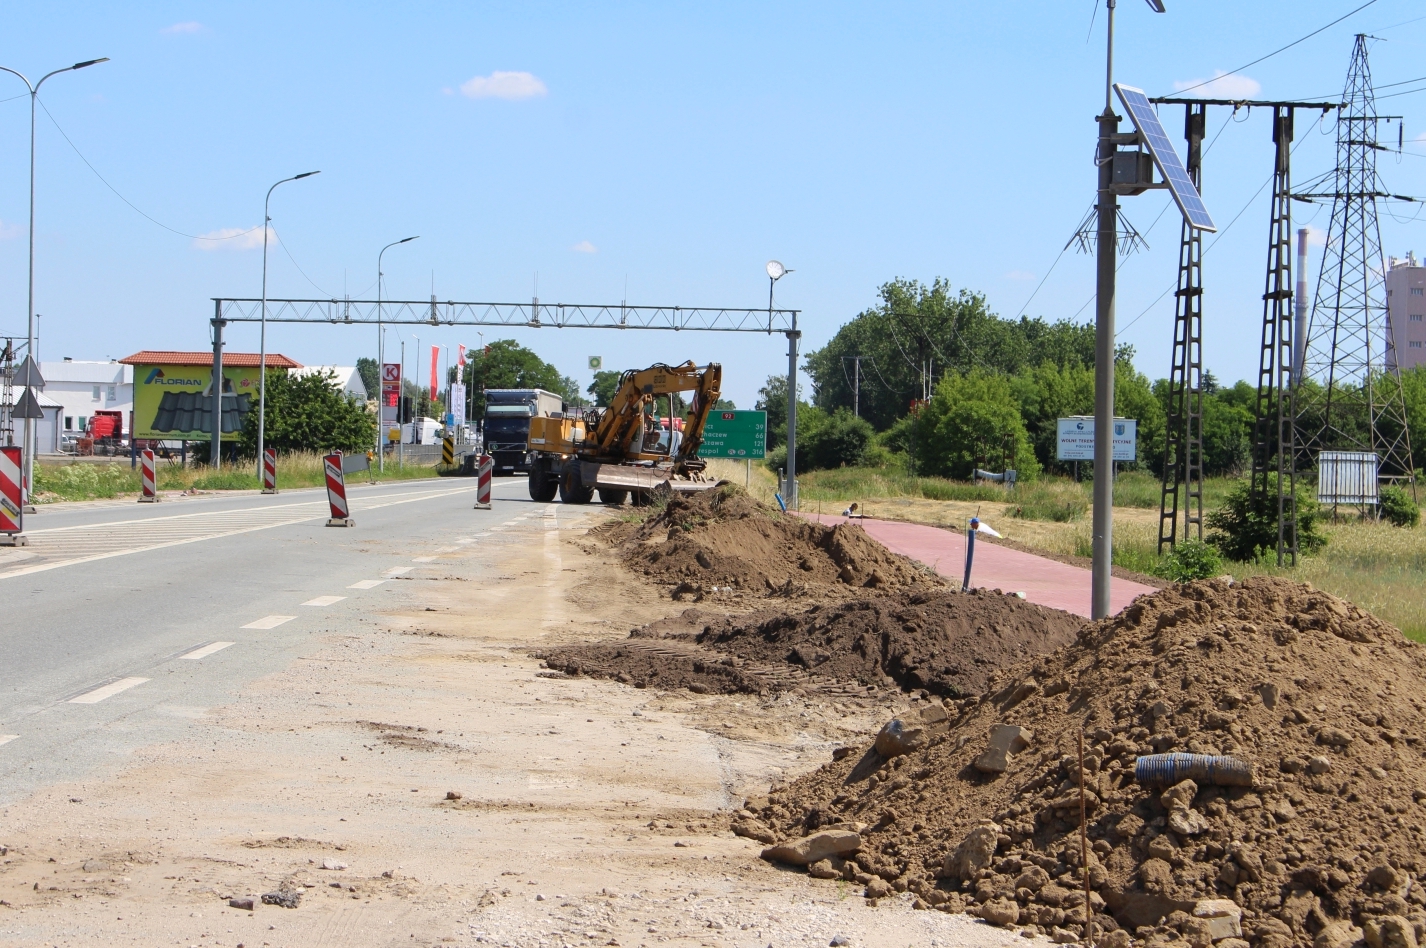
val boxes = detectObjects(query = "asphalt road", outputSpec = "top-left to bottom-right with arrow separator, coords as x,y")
0,474 -> 539,805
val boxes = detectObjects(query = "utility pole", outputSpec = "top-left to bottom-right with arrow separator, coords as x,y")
853,356 -> 861,417
1091,0 -> 1121,621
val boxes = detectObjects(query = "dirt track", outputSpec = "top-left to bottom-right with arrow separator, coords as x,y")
0,502 -> 1026,948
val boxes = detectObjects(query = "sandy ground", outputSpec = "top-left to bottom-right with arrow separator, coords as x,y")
0,504 -> 1033,948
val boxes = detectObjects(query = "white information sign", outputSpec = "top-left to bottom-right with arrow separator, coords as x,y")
450,382 -> 467,427
1056,417 -> 1137,462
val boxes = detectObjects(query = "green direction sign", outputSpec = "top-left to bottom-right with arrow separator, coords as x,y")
699,410 -> 766,459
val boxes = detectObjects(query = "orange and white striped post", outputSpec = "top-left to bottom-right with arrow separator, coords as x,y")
324,451 -> 353,527
0,446 -> 25,546
138,449 -> 159,503
473,453 -> 493,509
261,447 -> 278,494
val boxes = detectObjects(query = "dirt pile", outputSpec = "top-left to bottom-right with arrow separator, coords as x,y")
602,486 -> 938,597
744,577 -> 1426,947
543,588 -> 1082,699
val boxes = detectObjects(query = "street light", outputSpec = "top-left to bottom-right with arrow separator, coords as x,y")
257,171 -> 319,476
766,260 -> 798,510
376,236 -> 418,471
0,56 -> 108,499
1090,0 -> 1166,619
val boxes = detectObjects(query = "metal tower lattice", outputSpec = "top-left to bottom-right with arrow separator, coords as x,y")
0,339 -> 14,447
1158,102 -> 1206,553
1296,35 -> 1415,492
1250,107 -> 1298,566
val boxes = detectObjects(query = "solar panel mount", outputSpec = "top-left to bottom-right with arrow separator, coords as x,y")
1114,83 -> 1217,232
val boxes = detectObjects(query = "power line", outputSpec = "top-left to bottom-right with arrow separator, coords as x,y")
1171,0 -> 1380,97
269,225 -> 335,298
36,95 -> 263,243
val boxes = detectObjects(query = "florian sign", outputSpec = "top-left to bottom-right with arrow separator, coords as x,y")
120,351 -> 302,442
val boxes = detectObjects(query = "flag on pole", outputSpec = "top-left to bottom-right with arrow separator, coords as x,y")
457,344 -> 466,368
429,346 -> 439,402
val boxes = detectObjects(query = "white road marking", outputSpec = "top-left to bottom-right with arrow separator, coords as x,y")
412,556 -> 436,563
302,595 -> 346,607
179,641 -> 235,660
242,615 -> 296,630
69,677 -> 150,704
383,566 -> 413,576
348,579 -> 386,589
0,735 -> 17,747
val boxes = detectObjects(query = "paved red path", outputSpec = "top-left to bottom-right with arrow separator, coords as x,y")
801,513 -> 1156,618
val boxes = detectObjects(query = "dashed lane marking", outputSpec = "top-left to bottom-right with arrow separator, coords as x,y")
348,579 -> 386,589
242,615 -> 296,630
302,595 -> 346,607
69,677 -> 150,704
0,735 -> 17,747
383,567 -> 413,576
411,556 -> 436,563
179,642 -> 235,660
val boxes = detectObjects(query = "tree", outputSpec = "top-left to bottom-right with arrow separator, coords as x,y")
755,373 -> 808,450
587,370 -> 622,407
801,409 -> 876,470
238,369 -> 375,456
805,277 -> 1102,431
356,358 -> 378,401
462,340 -> 580,417
911,369 -> 1040,480
1206,474 -> 1325,563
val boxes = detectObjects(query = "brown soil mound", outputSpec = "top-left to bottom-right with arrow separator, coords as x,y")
608,486 -> 938,596
542,588 -> 1081,698
750,577 -> 1426,946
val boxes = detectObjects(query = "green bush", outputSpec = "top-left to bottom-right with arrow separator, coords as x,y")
1379,485 -> 1421,528
800,409 -> 876,471
1206,475 -> 1326,563
1154,539 -> 1224,582
238,368 -> 375,458
34,462 -> 137,500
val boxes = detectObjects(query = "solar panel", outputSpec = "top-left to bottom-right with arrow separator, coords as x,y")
1114,84 -> 1217,232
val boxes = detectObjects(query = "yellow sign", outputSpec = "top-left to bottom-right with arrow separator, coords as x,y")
132,363 -> 264,441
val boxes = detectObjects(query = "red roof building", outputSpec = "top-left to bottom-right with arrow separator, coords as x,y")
118,351 -> 303,369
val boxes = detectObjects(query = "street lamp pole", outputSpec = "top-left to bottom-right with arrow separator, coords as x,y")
257,171 -> 319,476
376,236 -> 419,472
766,261 -> 795,509
0,56 -> 108,500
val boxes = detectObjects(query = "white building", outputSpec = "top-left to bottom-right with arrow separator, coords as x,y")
1386,253 -> 1426,372
40,359 -> 134,436
1,387 -> 63,454
292,365 -> 368,400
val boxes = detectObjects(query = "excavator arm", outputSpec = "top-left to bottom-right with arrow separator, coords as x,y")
584,361 -> 721,471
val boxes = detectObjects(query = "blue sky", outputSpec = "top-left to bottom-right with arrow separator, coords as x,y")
3,2 -> 1426,409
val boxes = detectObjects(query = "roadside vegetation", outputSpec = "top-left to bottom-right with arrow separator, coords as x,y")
33,451 -> 439,503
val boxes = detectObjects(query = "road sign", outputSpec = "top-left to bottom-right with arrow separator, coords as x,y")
14,356 -> 43,390
1056,417 -> 1137,462
450,382 -> 466,426
13,388 -> 45,420
381,363 -> 401,423
699,410 -> 766,459
588,356 -> 602,370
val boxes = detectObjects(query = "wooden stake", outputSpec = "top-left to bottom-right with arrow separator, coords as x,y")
1079,730 -> 1093,947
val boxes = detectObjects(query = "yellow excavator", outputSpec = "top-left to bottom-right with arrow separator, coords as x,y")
525,361 -> 723,504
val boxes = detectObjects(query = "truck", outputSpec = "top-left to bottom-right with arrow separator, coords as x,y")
525,361 -> 722,504
484,388 -> 564,474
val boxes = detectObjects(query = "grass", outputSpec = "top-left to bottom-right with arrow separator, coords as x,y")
33,450 -> 441,503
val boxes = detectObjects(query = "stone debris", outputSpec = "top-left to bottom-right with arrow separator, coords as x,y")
260,889 -> 300,909
747,577 -> 1426,946
227,897 -> 255,911
761,830 -> 862,867
319,858 -> 348,871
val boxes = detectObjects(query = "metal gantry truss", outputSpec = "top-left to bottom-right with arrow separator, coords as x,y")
212,297 -> 798,334
1250,107 -> 1299,567
1158,102 -> 1206,554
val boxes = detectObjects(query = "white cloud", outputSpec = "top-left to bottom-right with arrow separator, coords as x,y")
191,225 -> 273,251
1303,224 -> 1328,247
459,71 -> 547,101
160,21 -> 204,35
1172,71 -> 1261,100
571,240 -> 597,254
0,220 -> 22,239
1004,270 -> 1036,282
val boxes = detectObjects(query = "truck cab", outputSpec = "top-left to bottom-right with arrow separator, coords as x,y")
483,388 -> 564,474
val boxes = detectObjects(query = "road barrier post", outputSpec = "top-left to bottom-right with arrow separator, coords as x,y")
0,446 -> 26,546
474,453 -> 493,509
441,435 -> 454,468
324,451 -> 354,527
138,449 -> 160,503
261,447 -> 278,494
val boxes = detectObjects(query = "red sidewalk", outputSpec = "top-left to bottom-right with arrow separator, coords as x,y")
801,513 -> 1155,619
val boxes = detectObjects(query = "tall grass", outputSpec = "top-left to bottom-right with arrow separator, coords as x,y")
33,450 -> 440,503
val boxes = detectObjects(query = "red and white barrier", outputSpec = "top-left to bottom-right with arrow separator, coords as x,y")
324,451 -> 353,527
474,453 -> 493,509
261,447 -> 277,493
0,446 -> 24,545
138,449 -> 159,503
